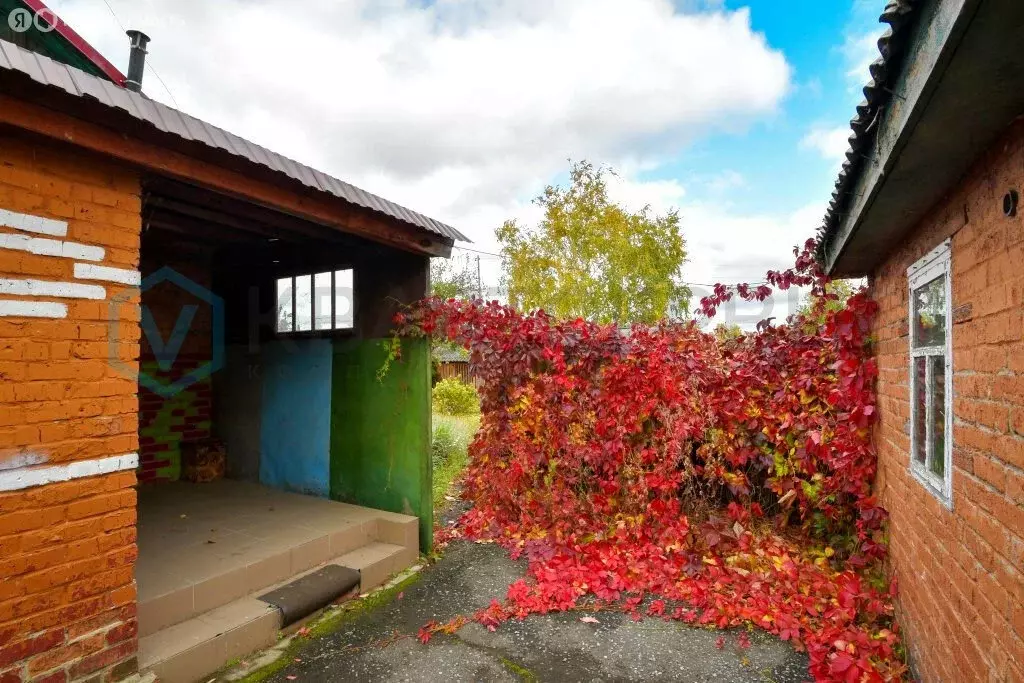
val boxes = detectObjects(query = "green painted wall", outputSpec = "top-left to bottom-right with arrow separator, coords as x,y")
330,337 -> 432,551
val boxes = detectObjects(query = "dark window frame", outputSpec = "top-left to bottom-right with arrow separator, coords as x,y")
275,267 -> 357,338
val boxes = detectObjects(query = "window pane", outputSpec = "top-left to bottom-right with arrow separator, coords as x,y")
295,275 -> 313,332
913,274 -> 946,348
276,277 -> 293,333
930,356 -> 946,477
314,272 -> 332,330
335,269 -> 354,329
913,356 -> 927,465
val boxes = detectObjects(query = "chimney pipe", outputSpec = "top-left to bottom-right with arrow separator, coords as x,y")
125,30 -> 150,92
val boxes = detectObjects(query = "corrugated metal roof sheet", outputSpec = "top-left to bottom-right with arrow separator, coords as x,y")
434,346 -> 469,363
816,0 -> 918,264
0,38 -> 468,244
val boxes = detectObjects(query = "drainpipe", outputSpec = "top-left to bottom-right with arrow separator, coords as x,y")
125,30 -> 151,92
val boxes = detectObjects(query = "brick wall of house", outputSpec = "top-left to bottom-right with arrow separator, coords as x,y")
871,119 -> 1024,682
0,132 -> 141,682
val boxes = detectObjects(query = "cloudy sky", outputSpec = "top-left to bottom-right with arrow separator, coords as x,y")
48,0 -> 884,325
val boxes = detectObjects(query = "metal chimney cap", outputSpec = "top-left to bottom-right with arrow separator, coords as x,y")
126,29 -> 150,49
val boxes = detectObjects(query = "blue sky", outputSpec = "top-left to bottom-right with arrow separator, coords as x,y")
51,0 -> 887,323
653,0 -> 880,218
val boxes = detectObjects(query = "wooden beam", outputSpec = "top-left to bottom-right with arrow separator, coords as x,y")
0,94 -> 451,258
146,196 -> 309,243
145,183 -> 354,244
146,214 -> 267,245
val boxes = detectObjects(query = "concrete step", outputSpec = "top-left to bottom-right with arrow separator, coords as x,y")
377,515 -> 419,551
137,512 -> 420,638
138,540 -> 419,683
138,597 -> 278,683
336,541 -> 417,592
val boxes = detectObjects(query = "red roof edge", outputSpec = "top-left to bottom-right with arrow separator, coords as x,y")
22,0 -> 127,86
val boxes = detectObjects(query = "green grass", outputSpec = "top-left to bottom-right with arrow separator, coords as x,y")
432,413 -> 479,512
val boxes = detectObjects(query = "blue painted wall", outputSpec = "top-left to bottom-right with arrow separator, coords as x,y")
259,339 -> 333,497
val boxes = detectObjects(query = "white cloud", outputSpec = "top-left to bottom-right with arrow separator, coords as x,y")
44,0 -> 810,326
601,174 -> 821,328
48,0 -> 789,248
682,201 -> 822,282
800,125 -> 851,162
606,175 -> 687,214
678,199 -> 823,328
703,170 -> 746,195
842,30 -> 881,87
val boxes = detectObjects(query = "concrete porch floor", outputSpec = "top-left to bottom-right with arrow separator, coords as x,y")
136,480 -> 419,683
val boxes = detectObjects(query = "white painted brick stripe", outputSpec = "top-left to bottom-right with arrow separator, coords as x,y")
0,453 -> 138,492
74,263 -> 141,286
0,208 -> 68,237
0,299 -> 68,318
0,232 -> 104,262
0,278 -> 106,300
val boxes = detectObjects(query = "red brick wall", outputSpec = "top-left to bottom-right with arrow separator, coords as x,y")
0,132 -> 140,682
137,250 -> 214,482
871,120 -> 1024,682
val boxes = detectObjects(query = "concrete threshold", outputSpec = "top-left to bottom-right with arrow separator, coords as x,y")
139,541 -> 416,683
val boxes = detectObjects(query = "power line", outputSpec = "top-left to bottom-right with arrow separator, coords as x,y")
98,0 -> 180,109
145,65 -> 180,109
450,246 -> 769,289
452,244 -> 501,258
683,281 -> 770,288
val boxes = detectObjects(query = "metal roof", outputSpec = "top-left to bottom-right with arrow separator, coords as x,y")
434,346 -> 469,363
20,0 -> 127,84
815,0 -> 919,265
0,37 -> 468,244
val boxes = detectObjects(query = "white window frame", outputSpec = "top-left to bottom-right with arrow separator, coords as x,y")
907,238 -> 953,507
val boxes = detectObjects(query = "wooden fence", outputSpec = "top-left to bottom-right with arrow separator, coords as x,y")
437,361 -> 472,385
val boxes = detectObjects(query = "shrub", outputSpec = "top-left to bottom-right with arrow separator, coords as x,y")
398,239 -> 906,682
432,377 -> 479,415
431,421 -> 459,467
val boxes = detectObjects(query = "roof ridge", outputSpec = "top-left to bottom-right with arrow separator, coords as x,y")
21,0 -> 127,85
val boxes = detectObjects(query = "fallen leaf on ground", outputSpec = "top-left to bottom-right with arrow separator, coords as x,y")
579,616 -> 600,624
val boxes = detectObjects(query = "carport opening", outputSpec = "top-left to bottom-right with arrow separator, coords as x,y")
131,177 -> 429,640
136,177 -> 365,491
